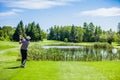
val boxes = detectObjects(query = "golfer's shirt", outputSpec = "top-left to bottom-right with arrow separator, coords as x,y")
21,40 -> 29,50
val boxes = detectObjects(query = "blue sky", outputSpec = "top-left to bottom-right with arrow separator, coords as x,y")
0,0 -> 120,31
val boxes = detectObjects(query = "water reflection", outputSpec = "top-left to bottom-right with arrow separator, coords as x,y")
43,46 -> 120,61
43,46 -> 82,49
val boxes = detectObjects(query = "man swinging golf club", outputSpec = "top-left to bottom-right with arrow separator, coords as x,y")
19,35 -> 31,68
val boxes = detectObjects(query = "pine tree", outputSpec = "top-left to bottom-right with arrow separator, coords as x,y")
107,29 -> 114,44
75,26 -> 84,42
118,23 -> 120,34
0,30 -> 4,40
70,24 -> 75,42
117,23 -> 120,44
89,22 -> 95,42
25,22 -> 43,41
83,22 -> 89,42
13,20 -> 25,41
36,23 -> 41,40
29,22 -> 36,41
94,26 -> 102,42
48,27 -> 54,40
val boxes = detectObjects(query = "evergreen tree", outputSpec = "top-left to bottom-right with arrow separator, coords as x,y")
13,20 -> 25,41
89,22 -> 95,42
94,26 -> 102,42
48,27 -> 54,40
60,27 -> 66,41
107,29 -> 114,44
63,26 -> 70,41
83,22 -> 89,42
118,23 -> 120,34
25,22 -> 43,41
56,26 -> 60,40
29,22 -> 36,41
70,24 -> 75,42
36,23 -> 41,40
26,23 -> 32,38
0,30 -> 4,40
74,26 -> 84,42
0,26 -> 1,30
117,23 -> 120,44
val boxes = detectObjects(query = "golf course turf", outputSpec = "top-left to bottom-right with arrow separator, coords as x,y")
0,41 -> 120,80
0,61 -> 120,80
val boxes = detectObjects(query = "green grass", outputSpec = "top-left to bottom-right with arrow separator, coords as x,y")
40,39 -> 94,46
0,61 -> 20,80
0,41 -> 19,50
0,40 -> 120,48
0,49 -> 19,61
0,41 -> 20,61
31,39 -> 65,46
0,61 -> 120,80
88,61 -> 120,80
0,40 -> 120,80
28,39 -> 95,46
0,44 -> 17,50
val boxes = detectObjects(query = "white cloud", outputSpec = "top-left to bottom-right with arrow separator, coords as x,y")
0,0 -> 80,17
1,0 -> 80,9
0,9 -> 23,16
80,7 -> 120,17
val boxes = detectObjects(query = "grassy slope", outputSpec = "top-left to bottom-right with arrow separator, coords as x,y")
0,40 -> 120,80
0,41 -> 18,50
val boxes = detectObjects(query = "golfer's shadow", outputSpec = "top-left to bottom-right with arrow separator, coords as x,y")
4,66 -> 20,69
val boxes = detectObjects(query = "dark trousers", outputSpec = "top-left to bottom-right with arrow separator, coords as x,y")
21,49 -> 27,66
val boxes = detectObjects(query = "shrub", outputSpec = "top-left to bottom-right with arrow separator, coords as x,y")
28,44 -> 65,61
28,43 -> 117,61
93,42 -> 113,49
64,38 -> 68,42
28,44 -> 84,61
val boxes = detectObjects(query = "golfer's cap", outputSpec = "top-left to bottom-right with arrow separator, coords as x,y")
26,36 -> 31,40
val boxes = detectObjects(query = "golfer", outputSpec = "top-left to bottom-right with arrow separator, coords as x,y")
19,35 -> 31,68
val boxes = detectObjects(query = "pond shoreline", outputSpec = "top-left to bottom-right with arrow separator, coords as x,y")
0,40 -> 120,49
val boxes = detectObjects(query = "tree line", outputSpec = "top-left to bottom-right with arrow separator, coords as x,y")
0,21 -> 120,44
48,22 -> 120,44
0,21 -> 46,41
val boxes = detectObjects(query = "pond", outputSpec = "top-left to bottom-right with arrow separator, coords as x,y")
43,46 -> 83,49
42,46 -> 120,61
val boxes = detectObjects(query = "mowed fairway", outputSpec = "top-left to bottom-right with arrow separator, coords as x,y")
0,41 -> 120,80
0,61 -> 120,80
